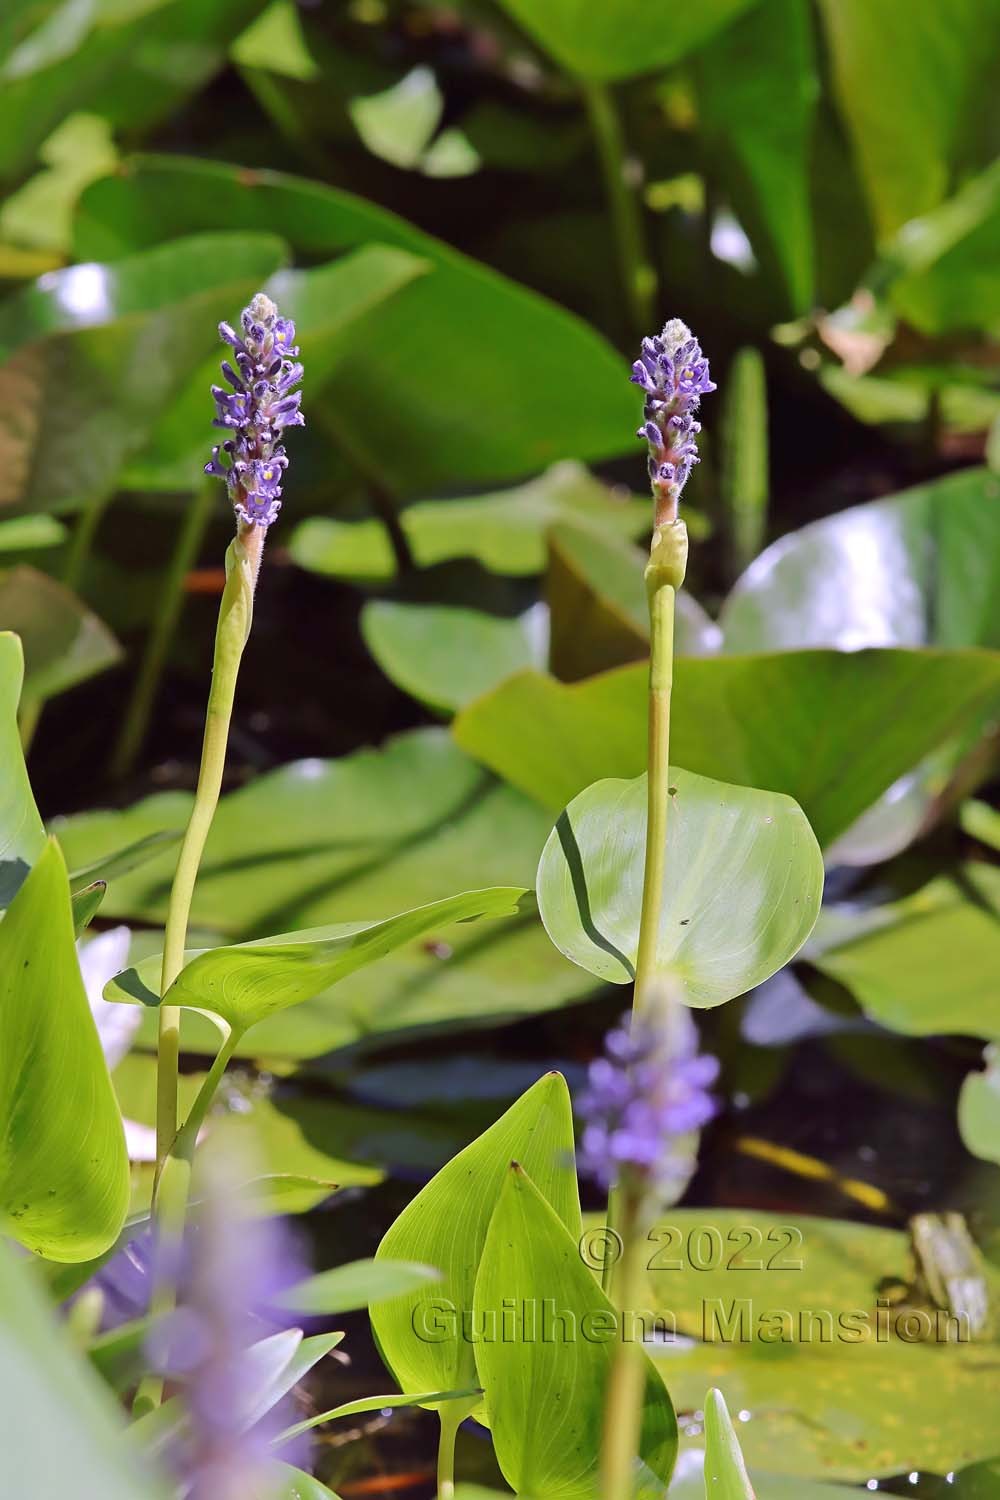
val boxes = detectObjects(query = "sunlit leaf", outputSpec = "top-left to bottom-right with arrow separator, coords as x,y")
281,1258 -> 441,1317
703,1388 -> 755,1498
105,886 -> 528,1031
0,840 -> 129,1260
537,767 -> 823,1004
474,1163 -> 676,1497
371,1073 -> 580,1403
0,631 -> 45,905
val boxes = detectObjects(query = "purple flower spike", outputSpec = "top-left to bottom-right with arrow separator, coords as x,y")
205,292 -> 303,530
577,1012 -> 719,1196
632,318 -> 715,523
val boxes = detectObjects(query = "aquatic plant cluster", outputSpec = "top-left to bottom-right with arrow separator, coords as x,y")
4,8 -> 999,1498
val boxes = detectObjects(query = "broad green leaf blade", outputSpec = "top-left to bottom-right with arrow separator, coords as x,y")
704,1389 -> 754,1498
281,1258 -> 441,1316
0,1242 -> 169,1499
0,631 -> 45,905
474,1164 -> 677,1498
75,159 -> 637,495
697,1 -> 817,315
371,1072 -> 581,1401
816,0 -> 1000,238
536,767 -> 823,1004
959,1046 -> 1000,1164
0,231 -> 286,513
105,886 -> 528,1029
363,601 -> 546,715
0,839 -> 129,1260
453,647 -> 1000,848
0,565 -> 121,702
493,0 -> 756,81
720,468 -> 1000,653
809,864 -> 1000,1038
55,729 -> 591,1061
290,463 -> 651,583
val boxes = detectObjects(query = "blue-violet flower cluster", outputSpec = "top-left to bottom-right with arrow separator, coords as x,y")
631,318 -> 715,523
578,1013 -> 719,1194
206,292 -> 303,529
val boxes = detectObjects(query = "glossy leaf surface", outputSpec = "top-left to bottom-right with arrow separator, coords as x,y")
281,1258 -> 441,1316
537,767 -> 823,1004
474,1164 -> 676,1498
0,840 -> 129,1260
371,1073 -> 580,1401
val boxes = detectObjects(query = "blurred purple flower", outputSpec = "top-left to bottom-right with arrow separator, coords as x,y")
631,318 -> 715,522
578,1011 -> 719,1194
147,1151 -> 313,1498
205,292 -> 303,530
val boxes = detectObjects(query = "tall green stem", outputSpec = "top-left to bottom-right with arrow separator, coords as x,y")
111,480 -> 217,780
601,1186 -> 647,1500
581,79 -> 657,336
154,527 -> 257,1167
436,1400 -> 468,1500
632,580 -> 676,1018
63,490 -> 113,593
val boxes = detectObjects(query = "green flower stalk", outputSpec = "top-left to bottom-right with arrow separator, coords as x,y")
600,319 -> 716,1500
136,293 -> 302,1415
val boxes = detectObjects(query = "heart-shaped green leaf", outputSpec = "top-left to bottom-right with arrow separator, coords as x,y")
0,632 -> 45,906
474,1163 -> 677,1498
104,886 -> 528,1030
371,1073 -> 580,1402
0,839 -> 129,1260
537,767 -> 823,1005
703,1388 -> 755,1498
